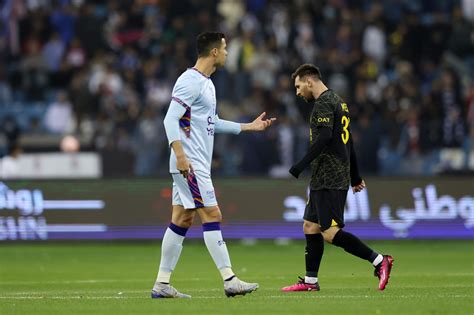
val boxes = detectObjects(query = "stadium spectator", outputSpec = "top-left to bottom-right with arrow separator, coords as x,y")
41,31 -> 65,72
44,91 -> 74,134
0,0 -> 472,176
0,144 -> 22,179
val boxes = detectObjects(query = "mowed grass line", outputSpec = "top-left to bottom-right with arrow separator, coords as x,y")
0,241 -> 472,315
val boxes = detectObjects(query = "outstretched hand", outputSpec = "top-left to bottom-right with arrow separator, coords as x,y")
244,112 -> 277,131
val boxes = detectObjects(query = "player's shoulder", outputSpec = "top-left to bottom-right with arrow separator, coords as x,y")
174,69 -> 206,93
315,90 -> 339,111
322,89 -> 342,104
177,68 -> 208,83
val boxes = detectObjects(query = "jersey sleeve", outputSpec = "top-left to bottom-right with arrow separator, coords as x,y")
170,74 -> 200,110
215,114 -> 241,134
163,74 -> 201,146
163,102 -> 187,146
349,135 -> 362,186
289,126 -> 332,178
313,99 -> 335,129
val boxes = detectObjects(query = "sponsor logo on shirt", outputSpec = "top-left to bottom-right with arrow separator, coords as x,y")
207,116 -> 215,136
206,190 -> 215,199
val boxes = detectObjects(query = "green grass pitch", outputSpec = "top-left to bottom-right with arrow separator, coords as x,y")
0,240 -> 472,315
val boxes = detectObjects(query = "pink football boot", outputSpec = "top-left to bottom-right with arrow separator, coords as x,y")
281,277 -> 320,292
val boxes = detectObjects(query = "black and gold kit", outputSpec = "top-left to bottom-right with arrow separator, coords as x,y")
309,89 -> 351,190
288,73 -> 391,283
289,89 -> 362,230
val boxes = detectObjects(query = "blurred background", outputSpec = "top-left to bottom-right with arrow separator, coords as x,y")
0,0 -> 473,178
0,0 -> 472,241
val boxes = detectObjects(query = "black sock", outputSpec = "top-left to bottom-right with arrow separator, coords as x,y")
305,234 -> 324,278
332,230 -> 377,262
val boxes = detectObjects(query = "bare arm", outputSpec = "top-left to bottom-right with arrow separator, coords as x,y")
170,140 -> 193,178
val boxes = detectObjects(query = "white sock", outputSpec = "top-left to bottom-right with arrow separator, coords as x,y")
372,254 -> 383,267
155,226 -> 186,287
305,276 -> 318,284
203,222 -> 234,280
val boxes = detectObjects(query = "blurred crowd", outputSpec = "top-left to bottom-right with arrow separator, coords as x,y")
0,0 -> 473,177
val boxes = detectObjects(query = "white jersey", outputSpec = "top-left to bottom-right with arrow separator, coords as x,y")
166,68 -> 217,173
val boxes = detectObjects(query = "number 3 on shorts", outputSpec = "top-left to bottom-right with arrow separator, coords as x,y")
341,116 -> 350,144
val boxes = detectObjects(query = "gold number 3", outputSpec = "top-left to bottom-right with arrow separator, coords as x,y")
341,116 -> 350,144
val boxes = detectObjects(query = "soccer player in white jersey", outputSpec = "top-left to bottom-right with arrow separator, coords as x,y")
151,32 -> 276,298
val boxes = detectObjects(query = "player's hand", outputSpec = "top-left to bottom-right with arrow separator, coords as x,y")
247,112 -> 276,131
176,156 -> 193,178
352,180 -> 366,194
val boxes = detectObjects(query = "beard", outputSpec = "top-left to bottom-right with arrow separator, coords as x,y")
302,94 -> 315,102
214,57 -> 226,68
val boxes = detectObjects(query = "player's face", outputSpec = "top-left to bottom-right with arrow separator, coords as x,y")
294,76 -> 315,102
214,38 -> 228,67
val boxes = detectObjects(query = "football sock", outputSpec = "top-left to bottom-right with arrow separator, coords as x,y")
304,276 -> 318,284
202,222 -> 235,280
372,254 -> 383,267
305,233 -> 324,280
332,229 -> 379,262
155,223 -> 187,286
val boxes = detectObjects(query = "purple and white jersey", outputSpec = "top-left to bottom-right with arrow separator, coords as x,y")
163,68 -> 241,174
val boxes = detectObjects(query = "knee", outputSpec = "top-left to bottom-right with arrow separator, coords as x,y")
209,211 -> 222,223
200,206 -> 222,223
303,221 -> 320,234
321,232 -> 334,243
172,213 -> 194,228
321,227 -> 340,243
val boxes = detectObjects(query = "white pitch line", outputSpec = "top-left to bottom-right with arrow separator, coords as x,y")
1,273 -> 472,285
0,296 -> 141,300
258,295 -> 473,299
0,276 -> 286,285
1,287 -> 472,297
0,279 -> 146,285
1,280 -> 472,291
0,294 -> 471,300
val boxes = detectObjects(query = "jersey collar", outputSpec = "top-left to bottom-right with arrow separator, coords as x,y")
190,67 -> 210,79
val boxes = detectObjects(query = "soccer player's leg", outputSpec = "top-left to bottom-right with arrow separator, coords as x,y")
193,171 -> 258,297
197,206 -> 259,297
282,190 -> 323,292
152,177 -> 197,298
320,190 -> 394,290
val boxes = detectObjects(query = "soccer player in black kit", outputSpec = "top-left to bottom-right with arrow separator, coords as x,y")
281,64 -> 394,292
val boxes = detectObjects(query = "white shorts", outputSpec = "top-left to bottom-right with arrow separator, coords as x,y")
171,170 -> 217,209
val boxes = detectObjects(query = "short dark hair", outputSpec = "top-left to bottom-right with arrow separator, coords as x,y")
196,32 -> 225,57
291,64 -> 322,81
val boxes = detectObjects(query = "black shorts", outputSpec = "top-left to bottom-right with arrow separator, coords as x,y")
303,189 -> 347,231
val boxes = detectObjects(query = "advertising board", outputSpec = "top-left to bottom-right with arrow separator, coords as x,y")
0,178 -> 472,240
